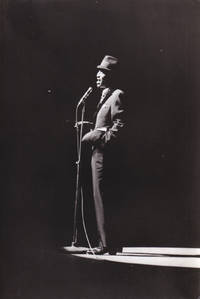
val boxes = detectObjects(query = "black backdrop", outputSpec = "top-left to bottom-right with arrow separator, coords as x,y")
1,0 -> 200,251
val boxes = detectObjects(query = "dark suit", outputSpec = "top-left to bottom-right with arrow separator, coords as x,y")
82,87 -> 125,248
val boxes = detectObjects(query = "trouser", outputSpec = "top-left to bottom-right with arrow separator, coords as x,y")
91,147 -> 107,247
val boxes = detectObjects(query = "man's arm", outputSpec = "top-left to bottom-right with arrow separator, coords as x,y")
101,90 -> 125,144
82,90 -> 125,146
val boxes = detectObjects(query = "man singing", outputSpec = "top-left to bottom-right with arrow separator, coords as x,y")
82,55 -> 125,255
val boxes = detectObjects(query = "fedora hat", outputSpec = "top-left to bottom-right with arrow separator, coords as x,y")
97,55 -> 118,71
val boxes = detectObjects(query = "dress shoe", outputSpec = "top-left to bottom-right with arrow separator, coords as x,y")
61,245 -> 88,254
87,246 -> 109,255
86,246 -> 121,255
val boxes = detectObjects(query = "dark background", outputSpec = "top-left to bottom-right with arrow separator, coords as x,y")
1,0 -> 200,255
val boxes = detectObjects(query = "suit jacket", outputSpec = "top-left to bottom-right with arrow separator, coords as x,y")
82,88 -> 125,148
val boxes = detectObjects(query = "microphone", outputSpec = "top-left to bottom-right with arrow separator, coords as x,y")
77,87 -> 93,106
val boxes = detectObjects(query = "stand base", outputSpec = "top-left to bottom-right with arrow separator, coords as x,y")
62,245 -> 88,254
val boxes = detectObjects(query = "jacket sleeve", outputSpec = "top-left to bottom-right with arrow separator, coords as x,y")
102,91 -> 125,144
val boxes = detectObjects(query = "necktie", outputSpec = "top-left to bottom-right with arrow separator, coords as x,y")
97,88 -> 110,109
93,89 -> 110,123
96,93 -> 106,111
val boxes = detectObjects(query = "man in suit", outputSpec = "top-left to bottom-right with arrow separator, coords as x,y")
82,55 -> 125,254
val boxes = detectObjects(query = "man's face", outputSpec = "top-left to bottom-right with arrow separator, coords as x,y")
96,70 -> 108,89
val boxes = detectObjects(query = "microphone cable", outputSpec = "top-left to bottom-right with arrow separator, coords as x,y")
75,94 -> 96,256
80,187 -> 96,256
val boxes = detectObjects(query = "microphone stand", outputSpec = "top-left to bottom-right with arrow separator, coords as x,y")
63,99 -> 89,253
72,101 -> 85,246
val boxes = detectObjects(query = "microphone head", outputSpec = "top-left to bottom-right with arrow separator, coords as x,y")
84,86 -> 93,98
77,86 -> 93,106
87,86 -> 93,93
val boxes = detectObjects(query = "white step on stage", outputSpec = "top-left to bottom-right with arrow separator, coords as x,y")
123,247 -> 200,256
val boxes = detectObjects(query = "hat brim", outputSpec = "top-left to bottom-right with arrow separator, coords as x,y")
97,65 -> 111,71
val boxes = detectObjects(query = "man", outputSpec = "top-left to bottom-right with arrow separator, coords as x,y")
82,55 -> 125,254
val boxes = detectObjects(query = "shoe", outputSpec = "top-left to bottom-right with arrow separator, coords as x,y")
87,246 -> 109,255
109,246 -> 122,255
86,246 -> 121,255
61,245 -> 88,254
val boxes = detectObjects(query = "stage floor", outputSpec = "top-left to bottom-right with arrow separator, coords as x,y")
72,247 -> 200,269
2,245 -> 200,299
